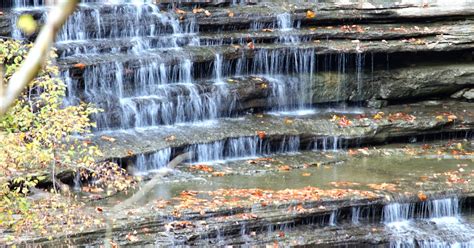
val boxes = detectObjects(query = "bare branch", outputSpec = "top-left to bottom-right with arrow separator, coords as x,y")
112,152 -> 192,212
104,152 -> 193,246
0,0 -> 79,116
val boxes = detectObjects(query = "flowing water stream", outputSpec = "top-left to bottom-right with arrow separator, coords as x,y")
7,0 -> 474,246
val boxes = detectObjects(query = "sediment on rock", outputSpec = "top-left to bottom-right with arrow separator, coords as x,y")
92,101 -> 474,163
19,190 -> 474,246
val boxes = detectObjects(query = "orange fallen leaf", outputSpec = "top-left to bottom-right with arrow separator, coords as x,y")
109,241 -> 119,248
338,116 -> 352,127
256,130 -> 266,139
192,8 -> 204,14
306,10 -> 316,19
302,173 -> 311,176
100,135 -> 116,142
247,41 -> 255,49
212,172 -> 226,177
279,165 -> 291,171
447,114 -> 457,122
175,8 -> 186,15
228,11 -> 234,17
73,63 -> 86,70
348,149 -> 358,156
417,192 -> 428,201
126,232 -> 139,242
190,164 -> 214,173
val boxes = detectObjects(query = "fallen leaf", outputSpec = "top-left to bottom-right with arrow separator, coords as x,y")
126,232 -> 139,242
302,173 -> 311,176
417,192 -> 428,201
373,112 -> 384,120
447,114 -> 457,122
228,11 -> 234,17
73,63 -> 86,70
100,135 -> 116,142
204,10 -> 212,17
247,41 -> 255,49
192,8 -> 204,14
256,130 -> 266,139
190,164 -> 214,173
175,8 -> 186,15
284,118 -> 294,125
306,10 -> 316,19
338,116 -> 352,127
212,172 -> 226,177
348,149 -> 358,156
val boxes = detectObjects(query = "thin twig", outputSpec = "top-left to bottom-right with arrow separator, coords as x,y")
104,152 -> 193,247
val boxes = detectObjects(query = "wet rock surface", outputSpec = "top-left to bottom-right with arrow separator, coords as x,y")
94,100 -> 473,161
3,0 -> 474,246
17,143 -> 474,246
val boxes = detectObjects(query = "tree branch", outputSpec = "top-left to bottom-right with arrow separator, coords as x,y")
0,0 -> 79,116
104,152 -> 193,246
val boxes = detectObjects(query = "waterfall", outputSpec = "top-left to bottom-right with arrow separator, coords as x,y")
127,135 -> 304,172
277,12 -> 292,31
383,198 -> 474,247
10,0 -> 369,172
351,206 -> 361,224
134,148 -> 172,174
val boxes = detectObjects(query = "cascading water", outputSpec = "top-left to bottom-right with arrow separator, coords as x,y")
11,0 -> 368,173
13,0 -> 43,8
277,12 -> 292,31
130,135 -> 302,173
383,198 -> 474,247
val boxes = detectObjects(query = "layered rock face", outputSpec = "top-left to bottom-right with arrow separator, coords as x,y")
2,0 -> 472,170
2,0 -> 474,247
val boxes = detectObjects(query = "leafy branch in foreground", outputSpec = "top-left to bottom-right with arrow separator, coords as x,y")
0,39 -> 134,239
0,0 -> 79,116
